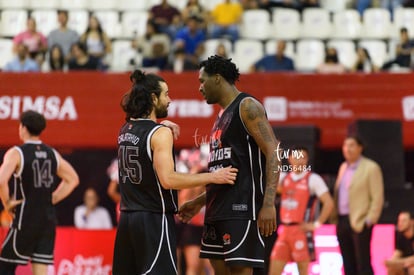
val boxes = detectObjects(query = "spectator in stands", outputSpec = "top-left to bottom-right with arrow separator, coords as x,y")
404,0 -> 414,6
4,43 -> 39,72
259,0 -> 298,12
181,0 -> 208,30
166,48 -> 200,73
131,20 -> 170,70
13,17 -> 47,66
384,211 -> 414,275
80,15 -> 112,63
174,16 -> 206,56
250,40 -> 295,72
209,0 -> 243,43
74,187 -> 113,229
299,0 -> 320,11
48,44 -> 66,71
68,42 -> 102,71
382,27 -> 414,71
215,42 -> 229,58
48,10 -> 80,61
355,0 -> 372,16
316,47 -> 347,74
240,0 -> 260,9
149,0 -> 182,39
352,47 -> 379,73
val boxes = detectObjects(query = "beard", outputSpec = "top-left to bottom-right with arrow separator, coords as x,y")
155,104 -> 168,118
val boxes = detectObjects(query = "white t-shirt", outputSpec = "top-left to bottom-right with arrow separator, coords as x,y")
279,171 -> 328,197
74,205 -> 113,229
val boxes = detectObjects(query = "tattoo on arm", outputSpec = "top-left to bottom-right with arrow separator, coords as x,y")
263,150 -> 280,207
243,98 -> 261,120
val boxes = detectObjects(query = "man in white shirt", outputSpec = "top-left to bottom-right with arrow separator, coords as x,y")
74,187 -> 112,229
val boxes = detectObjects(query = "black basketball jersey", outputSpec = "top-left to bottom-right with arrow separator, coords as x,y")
117,119 -> 178,214
206,93 -> 266,222
13,141 -> 59,229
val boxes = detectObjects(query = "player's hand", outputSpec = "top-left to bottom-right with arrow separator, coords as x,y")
211,166 -> 238,185
5,199 -> 23,212
160,120 -> 180,140
178,200 -> 203,223
258,205 -> 276,237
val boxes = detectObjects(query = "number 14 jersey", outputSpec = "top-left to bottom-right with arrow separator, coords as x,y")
13,141 -> 59,230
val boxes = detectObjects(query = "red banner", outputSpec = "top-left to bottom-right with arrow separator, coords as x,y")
1,72 -> 414,148
0,225 -> 393,275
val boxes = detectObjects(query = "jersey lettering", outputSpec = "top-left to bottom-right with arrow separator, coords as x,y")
32,159 -> 53,188
119,145 -> 142,184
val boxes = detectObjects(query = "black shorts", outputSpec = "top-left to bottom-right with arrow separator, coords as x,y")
176,223 -> 203,248
0,225 -> 55,265
112,211 -> 177,275
200,219 -> 265,269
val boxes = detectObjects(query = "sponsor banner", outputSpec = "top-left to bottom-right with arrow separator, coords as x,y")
1,72 -> 414,148
0,225 -> 393,275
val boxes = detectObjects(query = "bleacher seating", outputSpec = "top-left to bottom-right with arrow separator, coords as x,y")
240,9 -> 270,40
271,8 -> 301,40
0,2 -> 413,72
232,39 -> 264,73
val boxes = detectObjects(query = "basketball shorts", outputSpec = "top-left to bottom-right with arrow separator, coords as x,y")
0,224 -> 56,265
200,219 -> 265,269
112,211 -> 177,275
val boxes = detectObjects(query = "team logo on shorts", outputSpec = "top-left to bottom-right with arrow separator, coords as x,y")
295,240 -> 304,250
223,233 -> 231,245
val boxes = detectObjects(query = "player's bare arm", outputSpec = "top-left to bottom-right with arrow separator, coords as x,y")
0,148 -> 23,211
240,97 -> 280,237
302,192 -> 334,231
52,152 -> 79,205
152,126 -> 238,190
178,191 -> 207,223
159,119 -> 180,140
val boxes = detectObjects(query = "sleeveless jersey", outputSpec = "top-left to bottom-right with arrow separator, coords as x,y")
13,141 -> 59,230
117,119 -> 177,214
206,93 -> 266,222
279,172 -> 317,224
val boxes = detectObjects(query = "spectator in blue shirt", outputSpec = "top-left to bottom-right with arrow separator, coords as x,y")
174,15 -> 206,55
250,40 -> 295,72
3,43 -> 39,72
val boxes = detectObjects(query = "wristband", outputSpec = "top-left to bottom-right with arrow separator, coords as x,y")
313,221 -> 321,229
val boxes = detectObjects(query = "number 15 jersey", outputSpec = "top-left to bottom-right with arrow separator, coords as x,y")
117,119 -> 178,214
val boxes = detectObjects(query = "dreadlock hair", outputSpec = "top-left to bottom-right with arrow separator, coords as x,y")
199,55 -> 240,85
121,69 -> 166,120
20,110 -> 46,136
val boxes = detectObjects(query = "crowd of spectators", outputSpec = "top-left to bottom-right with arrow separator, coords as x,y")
1,0 -> 414,73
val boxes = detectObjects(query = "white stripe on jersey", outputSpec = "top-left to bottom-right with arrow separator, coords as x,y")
13,146 -> 24,177
146,125 -> 162,161
142,214 -> 165,275
17,182 -> 26,230
224,257 -> 264,263
165,215 -> 178,274
33,252 -> 53,258
13,229 -> 30,260
258,147 -> 264,194
256,222 -> 265,247
247,136 -> 256,220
